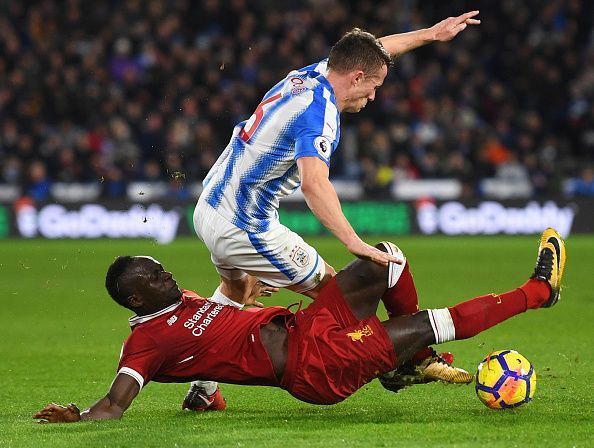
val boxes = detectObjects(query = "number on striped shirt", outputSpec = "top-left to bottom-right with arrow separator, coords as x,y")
239,93 -> 282,142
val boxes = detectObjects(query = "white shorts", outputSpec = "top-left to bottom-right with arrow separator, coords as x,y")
193,200 -> 326,293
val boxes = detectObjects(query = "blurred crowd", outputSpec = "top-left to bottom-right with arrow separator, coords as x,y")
0,0 -> 593,201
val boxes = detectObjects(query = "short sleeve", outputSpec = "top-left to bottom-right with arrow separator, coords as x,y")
117,329 -> 165,389
294,88 -> 339,166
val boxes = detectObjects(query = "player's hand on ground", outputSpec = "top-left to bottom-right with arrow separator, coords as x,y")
245,281 -> 279,308
33,403 -> 81,423
430,10 -> 480,42
348,240 -> 403,267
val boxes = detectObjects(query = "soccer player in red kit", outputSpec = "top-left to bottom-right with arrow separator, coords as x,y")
34,229 -> 565,423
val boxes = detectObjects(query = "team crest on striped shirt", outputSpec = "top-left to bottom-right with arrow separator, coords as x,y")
290,245 -> 310,267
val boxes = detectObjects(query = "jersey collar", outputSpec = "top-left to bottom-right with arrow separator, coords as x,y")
129,300 -> 182,327
316,73 -> 336,103
312,59 -> 336,105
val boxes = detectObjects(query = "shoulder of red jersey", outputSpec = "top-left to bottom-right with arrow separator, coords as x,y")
181,289 -> 207,301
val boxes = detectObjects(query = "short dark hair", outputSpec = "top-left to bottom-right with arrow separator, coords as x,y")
105,256 -> 135,310
328,28 -> 392,75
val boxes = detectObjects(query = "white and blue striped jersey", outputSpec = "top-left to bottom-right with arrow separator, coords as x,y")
201,59 -> 340,233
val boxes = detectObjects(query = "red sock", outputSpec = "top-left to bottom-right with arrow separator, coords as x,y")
382,262 -> 419,318
448,288 -> 530,340
519,278 -> 551,309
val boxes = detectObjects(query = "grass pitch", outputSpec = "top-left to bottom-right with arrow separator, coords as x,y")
0,235 -> 593,447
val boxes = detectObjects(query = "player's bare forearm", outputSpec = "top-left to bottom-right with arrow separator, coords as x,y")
303,182 -> 355,244
298,158 -> 359,248
33,373 -> 139,423
81,395 -> 127,421
297,157 -> 402,266
32,396 -> 123,424
379,10 -> 480,57
379,28 -> 433,58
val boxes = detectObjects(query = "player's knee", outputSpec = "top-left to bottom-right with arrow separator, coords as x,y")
376,241 -> 410,289
342,255 -> 386,285
375,241 -> 406,263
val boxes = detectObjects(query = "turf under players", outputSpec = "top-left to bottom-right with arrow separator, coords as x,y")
33,228 -> 565,423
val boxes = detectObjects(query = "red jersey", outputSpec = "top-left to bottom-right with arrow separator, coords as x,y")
117,290 -> 291,389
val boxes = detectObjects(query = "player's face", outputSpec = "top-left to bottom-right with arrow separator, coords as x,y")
343,64 -> 387,113
128,257 -> 182,308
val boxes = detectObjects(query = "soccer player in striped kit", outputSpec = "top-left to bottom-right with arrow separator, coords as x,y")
190,11 -> 481,409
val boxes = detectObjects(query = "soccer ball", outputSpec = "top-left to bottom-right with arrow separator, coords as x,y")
475,350 -> 536,409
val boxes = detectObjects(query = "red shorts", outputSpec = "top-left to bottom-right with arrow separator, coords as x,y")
280,278 -> 397,405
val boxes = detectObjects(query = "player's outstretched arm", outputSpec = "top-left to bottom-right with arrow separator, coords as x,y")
379,10 -> 480,57
33,373 -> 140,423
297,156 -> 402,267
